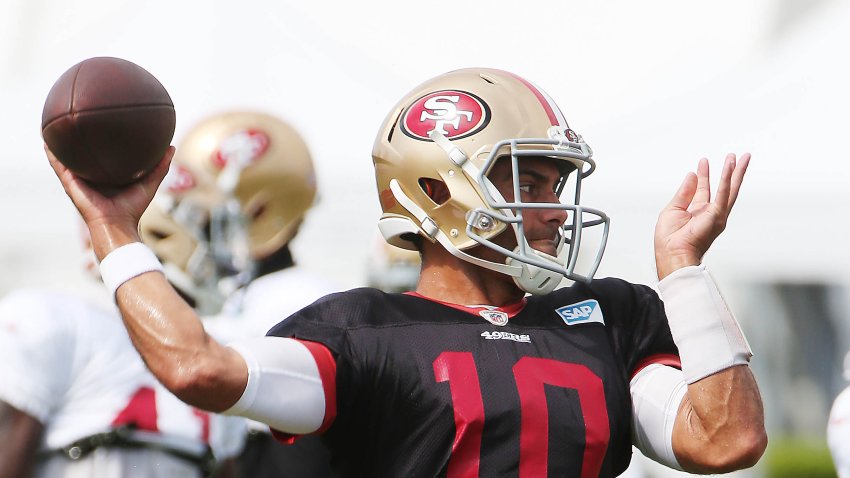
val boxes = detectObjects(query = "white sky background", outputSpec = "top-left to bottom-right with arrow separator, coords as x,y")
1,0 -> 848,294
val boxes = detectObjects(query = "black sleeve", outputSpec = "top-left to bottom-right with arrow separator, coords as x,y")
265,289 -> 374,354
264,289 -> 378,428
593,279 -> 681,376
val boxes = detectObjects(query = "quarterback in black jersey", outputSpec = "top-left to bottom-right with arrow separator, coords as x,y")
269,280 -> 678,477
49,67 -> 767,477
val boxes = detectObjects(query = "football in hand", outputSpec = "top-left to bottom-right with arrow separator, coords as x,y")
41,57 -> 176,187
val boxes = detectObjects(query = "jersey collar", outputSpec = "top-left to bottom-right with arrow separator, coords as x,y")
404,291 -> 528,318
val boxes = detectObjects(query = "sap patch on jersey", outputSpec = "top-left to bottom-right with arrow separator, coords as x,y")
556,299 -> 605,326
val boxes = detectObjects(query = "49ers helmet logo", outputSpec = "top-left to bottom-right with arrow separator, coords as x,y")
212,129 -> 270,169
162,164 -> 196,195
401,90 -> 490,141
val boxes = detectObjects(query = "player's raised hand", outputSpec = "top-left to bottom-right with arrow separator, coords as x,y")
654,153 -> 750,279
46,144 -> 173,259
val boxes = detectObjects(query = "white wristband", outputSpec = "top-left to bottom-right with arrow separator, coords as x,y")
657,264 -> 752,384
99,242 -> 164,299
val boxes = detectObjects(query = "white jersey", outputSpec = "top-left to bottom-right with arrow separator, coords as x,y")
829,386 -> 850,478
204,267 -> 338,344
0,288 -> 245,475
203,266 -> 338,433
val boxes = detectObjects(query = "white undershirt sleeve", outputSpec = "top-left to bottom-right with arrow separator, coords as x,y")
223,336 -> 328,435
630,364 -> 687,471
632,265 -> 754,470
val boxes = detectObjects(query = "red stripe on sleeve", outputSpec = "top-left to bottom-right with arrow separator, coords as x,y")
631,353 -> 681,380
300,340 -> 338,433
270,340 -> 338,445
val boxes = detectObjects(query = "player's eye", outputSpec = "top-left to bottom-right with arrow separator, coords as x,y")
554,176 -> 567,195
518,184 -> 535,198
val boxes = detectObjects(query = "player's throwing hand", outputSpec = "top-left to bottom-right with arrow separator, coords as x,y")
45,145 -> 173,259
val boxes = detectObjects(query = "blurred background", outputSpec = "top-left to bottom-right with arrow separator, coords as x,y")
2,0 -> 848,476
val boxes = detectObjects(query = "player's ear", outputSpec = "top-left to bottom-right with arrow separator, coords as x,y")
419,178 -> 450,205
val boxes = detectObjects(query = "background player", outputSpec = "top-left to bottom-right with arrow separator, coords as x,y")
139,111 -> 338,478
0,234 -> 245,477
47,67 -> 767,476
828,351 -> 850,477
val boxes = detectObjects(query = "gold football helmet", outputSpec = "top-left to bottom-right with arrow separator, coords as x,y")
173,111 -> 317,260
373,68 -> 609,294
139,111 -> 317,313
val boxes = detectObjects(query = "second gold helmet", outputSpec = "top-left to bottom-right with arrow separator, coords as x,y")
175,111 -> 317,260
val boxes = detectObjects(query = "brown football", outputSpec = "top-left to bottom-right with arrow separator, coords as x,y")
41,57 -> 176,187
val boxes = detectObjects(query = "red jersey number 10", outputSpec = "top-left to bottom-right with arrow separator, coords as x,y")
434,352 -> 610,478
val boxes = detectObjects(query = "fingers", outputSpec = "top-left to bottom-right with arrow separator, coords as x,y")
713,153 -> 736,213
667,152 -> 750,218
44,144 -> 92,203
135,146 -> 175,196
693,158 -> 711,205
714,152 -> 750,213
726,152 -> 750,210
44,144 -> 68,179
153,146 -> 175,182
45,143 -> 174,225
667,171 -> 698,211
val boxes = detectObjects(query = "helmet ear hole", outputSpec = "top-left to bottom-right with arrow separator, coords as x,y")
418,178 -> 450,205
250,203 -> 267,220
148,229 -> 170,241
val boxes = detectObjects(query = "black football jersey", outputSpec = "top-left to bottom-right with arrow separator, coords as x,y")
268,277 -> 679,478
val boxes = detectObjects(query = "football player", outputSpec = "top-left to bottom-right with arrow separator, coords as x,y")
828,351 -> 850,477
47,67 -> 767,477
0,235 -> 245,477
139,111 -> 339,478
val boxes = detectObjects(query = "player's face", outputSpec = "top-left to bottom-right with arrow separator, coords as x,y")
486,156 -> 569,257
